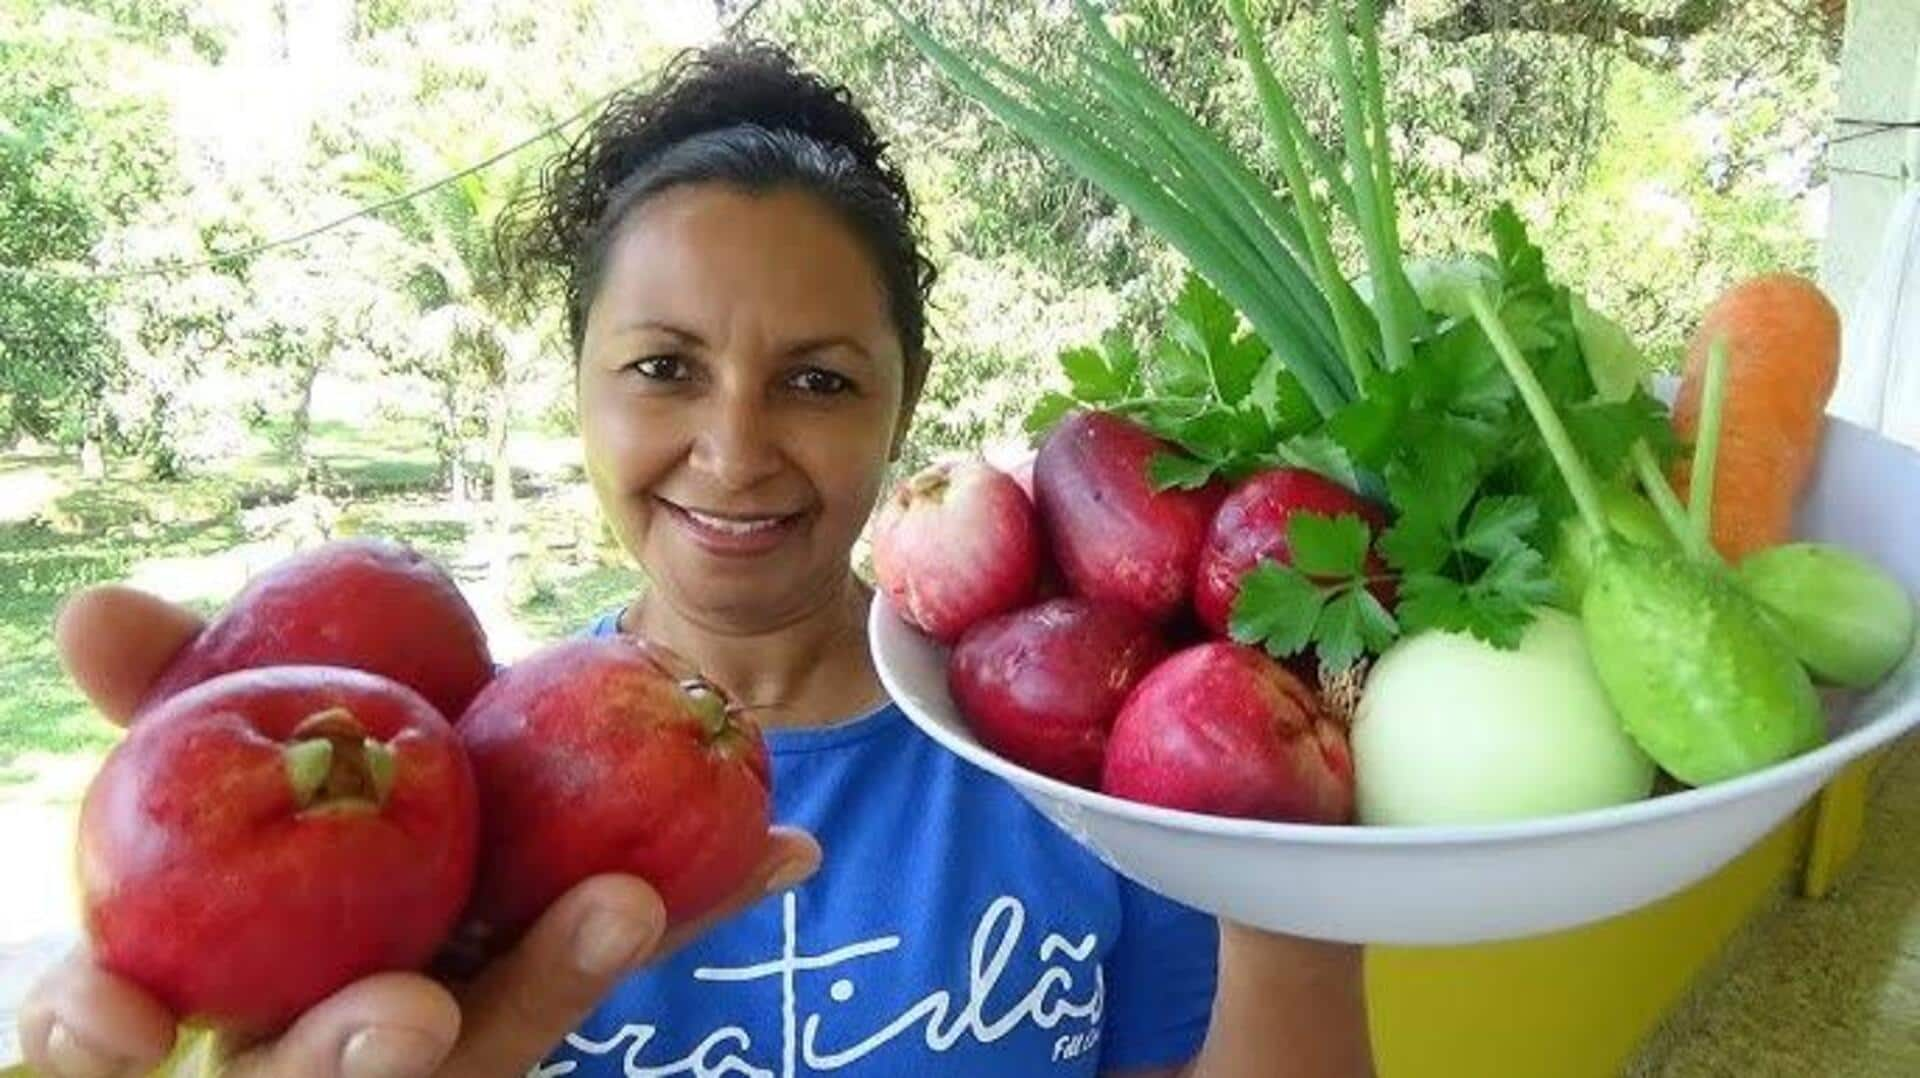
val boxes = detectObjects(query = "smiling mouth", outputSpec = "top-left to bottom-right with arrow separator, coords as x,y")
656,498 -> 807,554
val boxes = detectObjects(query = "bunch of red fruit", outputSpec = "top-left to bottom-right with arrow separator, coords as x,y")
75,539 -> 772,1039
874,410 -> 1384,826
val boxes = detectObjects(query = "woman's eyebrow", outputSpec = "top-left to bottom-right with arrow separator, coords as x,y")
615,319 -> 704,343
785,335 -> 873,362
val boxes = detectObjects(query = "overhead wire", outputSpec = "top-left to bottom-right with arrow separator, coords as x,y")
3,0 -> 774,283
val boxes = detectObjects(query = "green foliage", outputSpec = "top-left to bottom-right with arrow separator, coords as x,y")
0,0 -> 174,451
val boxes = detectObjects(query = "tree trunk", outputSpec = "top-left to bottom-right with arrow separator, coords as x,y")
486,373 -> 513,592
79,434 -> 104,480
291,357 -> 321,490
79,405 -> 105,480
450,454 -> 468,507
441,380 -> 466,507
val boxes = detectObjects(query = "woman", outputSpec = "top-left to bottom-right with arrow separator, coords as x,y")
20,42 -> 1373,1078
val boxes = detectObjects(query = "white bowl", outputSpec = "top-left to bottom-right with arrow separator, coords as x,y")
871,417 -> 1920,944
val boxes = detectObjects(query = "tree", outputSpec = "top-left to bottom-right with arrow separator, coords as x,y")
2,0 -> 1833,502
1412,0 -> 1844,57
0,0 -> 180,472
1419,0 -> 1734,47
223,224 -> 413,485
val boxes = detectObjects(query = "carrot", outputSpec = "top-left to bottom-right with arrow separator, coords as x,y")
1669,273 -> 1840,561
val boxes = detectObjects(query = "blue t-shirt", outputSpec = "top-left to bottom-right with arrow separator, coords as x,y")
534,611 -> 1218,1077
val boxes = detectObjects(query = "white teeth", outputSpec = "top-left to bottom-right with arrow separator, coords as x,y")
686,509 -> 786,535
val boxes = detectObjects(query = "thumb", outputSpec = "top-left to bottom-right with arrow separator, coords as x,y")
436,832 -> 820,1074
54,584 -> 204,726
222,972 -> 461,1078
436,875 -> 669,1075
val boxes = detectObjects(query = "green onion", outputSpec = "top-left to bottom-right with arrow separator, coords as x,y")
1324,2 -> 1413,371
1355,0 -> 1423,336
881,0 -> 1436,409
881,0 -> 1352,414
1071,50 -> 1348,386
1225,0 -> 1376,390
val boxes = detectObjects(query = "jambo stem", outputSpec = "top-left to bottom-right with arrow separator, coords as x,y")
284,740 -> 333,808
285,707 -> 393,811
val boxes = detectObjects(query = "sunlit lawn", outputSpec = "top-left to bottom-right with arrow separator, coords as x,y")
0,416 -> 621,785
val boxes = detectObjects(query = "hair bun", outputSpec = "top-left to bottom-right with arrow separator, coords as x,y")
601,39 -> 891,183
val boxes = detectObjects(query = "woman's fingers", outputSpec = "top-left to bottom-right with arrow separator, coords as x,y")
438,827 -> 820,1075
435,873 -> 669,1075
17,948 -> 178,1077
53,585 -> 203,727
223,973 -> 461,1078
18,951 -> 464,1078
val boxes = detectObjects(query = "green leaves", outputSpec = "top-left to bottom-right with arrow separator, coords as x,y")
1228,512 -> 1397,672
1570,293 -> 1651,403
1459,497 -> 1537,560
1322,588 -> 1399,671
1149,450 -> 1219,492
1329,318 -> 1510,474
1328,289 -> 1560,651
1372,450 -> 1555,649
1032,274 -> 1336,492
1316,202 -> 1681,652
1290,513 -> 1371,577
1063,332 -> 1142,403
1025,330 -> 1140,434
1025,391 -> 1076,436
1232,563 -> 1324,658
1414,489 -> 1559,643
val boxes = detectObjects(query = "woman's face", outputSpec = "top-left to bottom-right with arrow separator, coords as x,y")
577,183 -> 914,632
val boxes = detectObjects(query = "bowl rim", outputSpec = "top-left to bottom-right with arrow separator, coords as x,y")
870,594 -> 1920,848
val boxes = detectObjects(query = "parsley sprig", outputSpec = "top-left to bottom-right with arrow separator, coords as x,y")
1229,514 -> 1397,671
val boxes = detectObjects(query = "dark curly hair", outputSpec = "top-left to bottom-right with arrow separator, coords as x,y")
497,40 -> 937,399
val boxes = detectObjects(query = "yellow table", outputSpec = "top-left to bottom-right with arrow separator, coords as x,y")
1365,752 -> 1885,1078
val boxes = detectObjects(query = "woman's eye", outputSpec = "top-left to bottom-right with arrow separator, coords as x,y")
790,367 -> 853,395
628,355 -> 690,382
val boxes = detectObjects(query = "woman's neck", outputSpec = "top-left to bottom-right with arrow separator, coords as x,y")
620,574 -> 887,730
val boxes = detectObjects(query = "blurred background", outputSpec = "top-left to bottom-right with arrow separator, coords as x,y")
0,2 -> 1896,1068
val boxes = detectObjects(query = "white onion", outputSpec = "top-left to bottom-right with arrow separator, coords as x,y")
1353,607 -> 1655,826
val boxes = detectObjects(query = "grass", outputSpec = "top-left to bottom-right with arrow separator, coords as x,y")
0,416 -> 624,783
0,511 -> 248,775
309,418 -> 443,495
516,560 -> 643,641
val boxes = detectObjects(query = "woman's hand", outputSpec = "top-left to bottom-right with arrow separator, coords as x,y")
17,585 -> 821,1078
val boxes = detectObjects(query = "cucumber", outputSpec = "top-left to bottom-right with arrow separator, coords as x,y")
1738,542 -> 1917,689
1582,542 -> 1823,785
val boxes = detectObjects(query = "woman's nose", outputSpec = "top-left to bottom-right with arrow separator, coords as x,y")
689,379 -> 784,493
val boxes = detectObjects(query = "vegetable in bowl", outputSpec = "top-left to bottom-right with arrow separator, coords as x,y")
873,0 -> 1917,831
